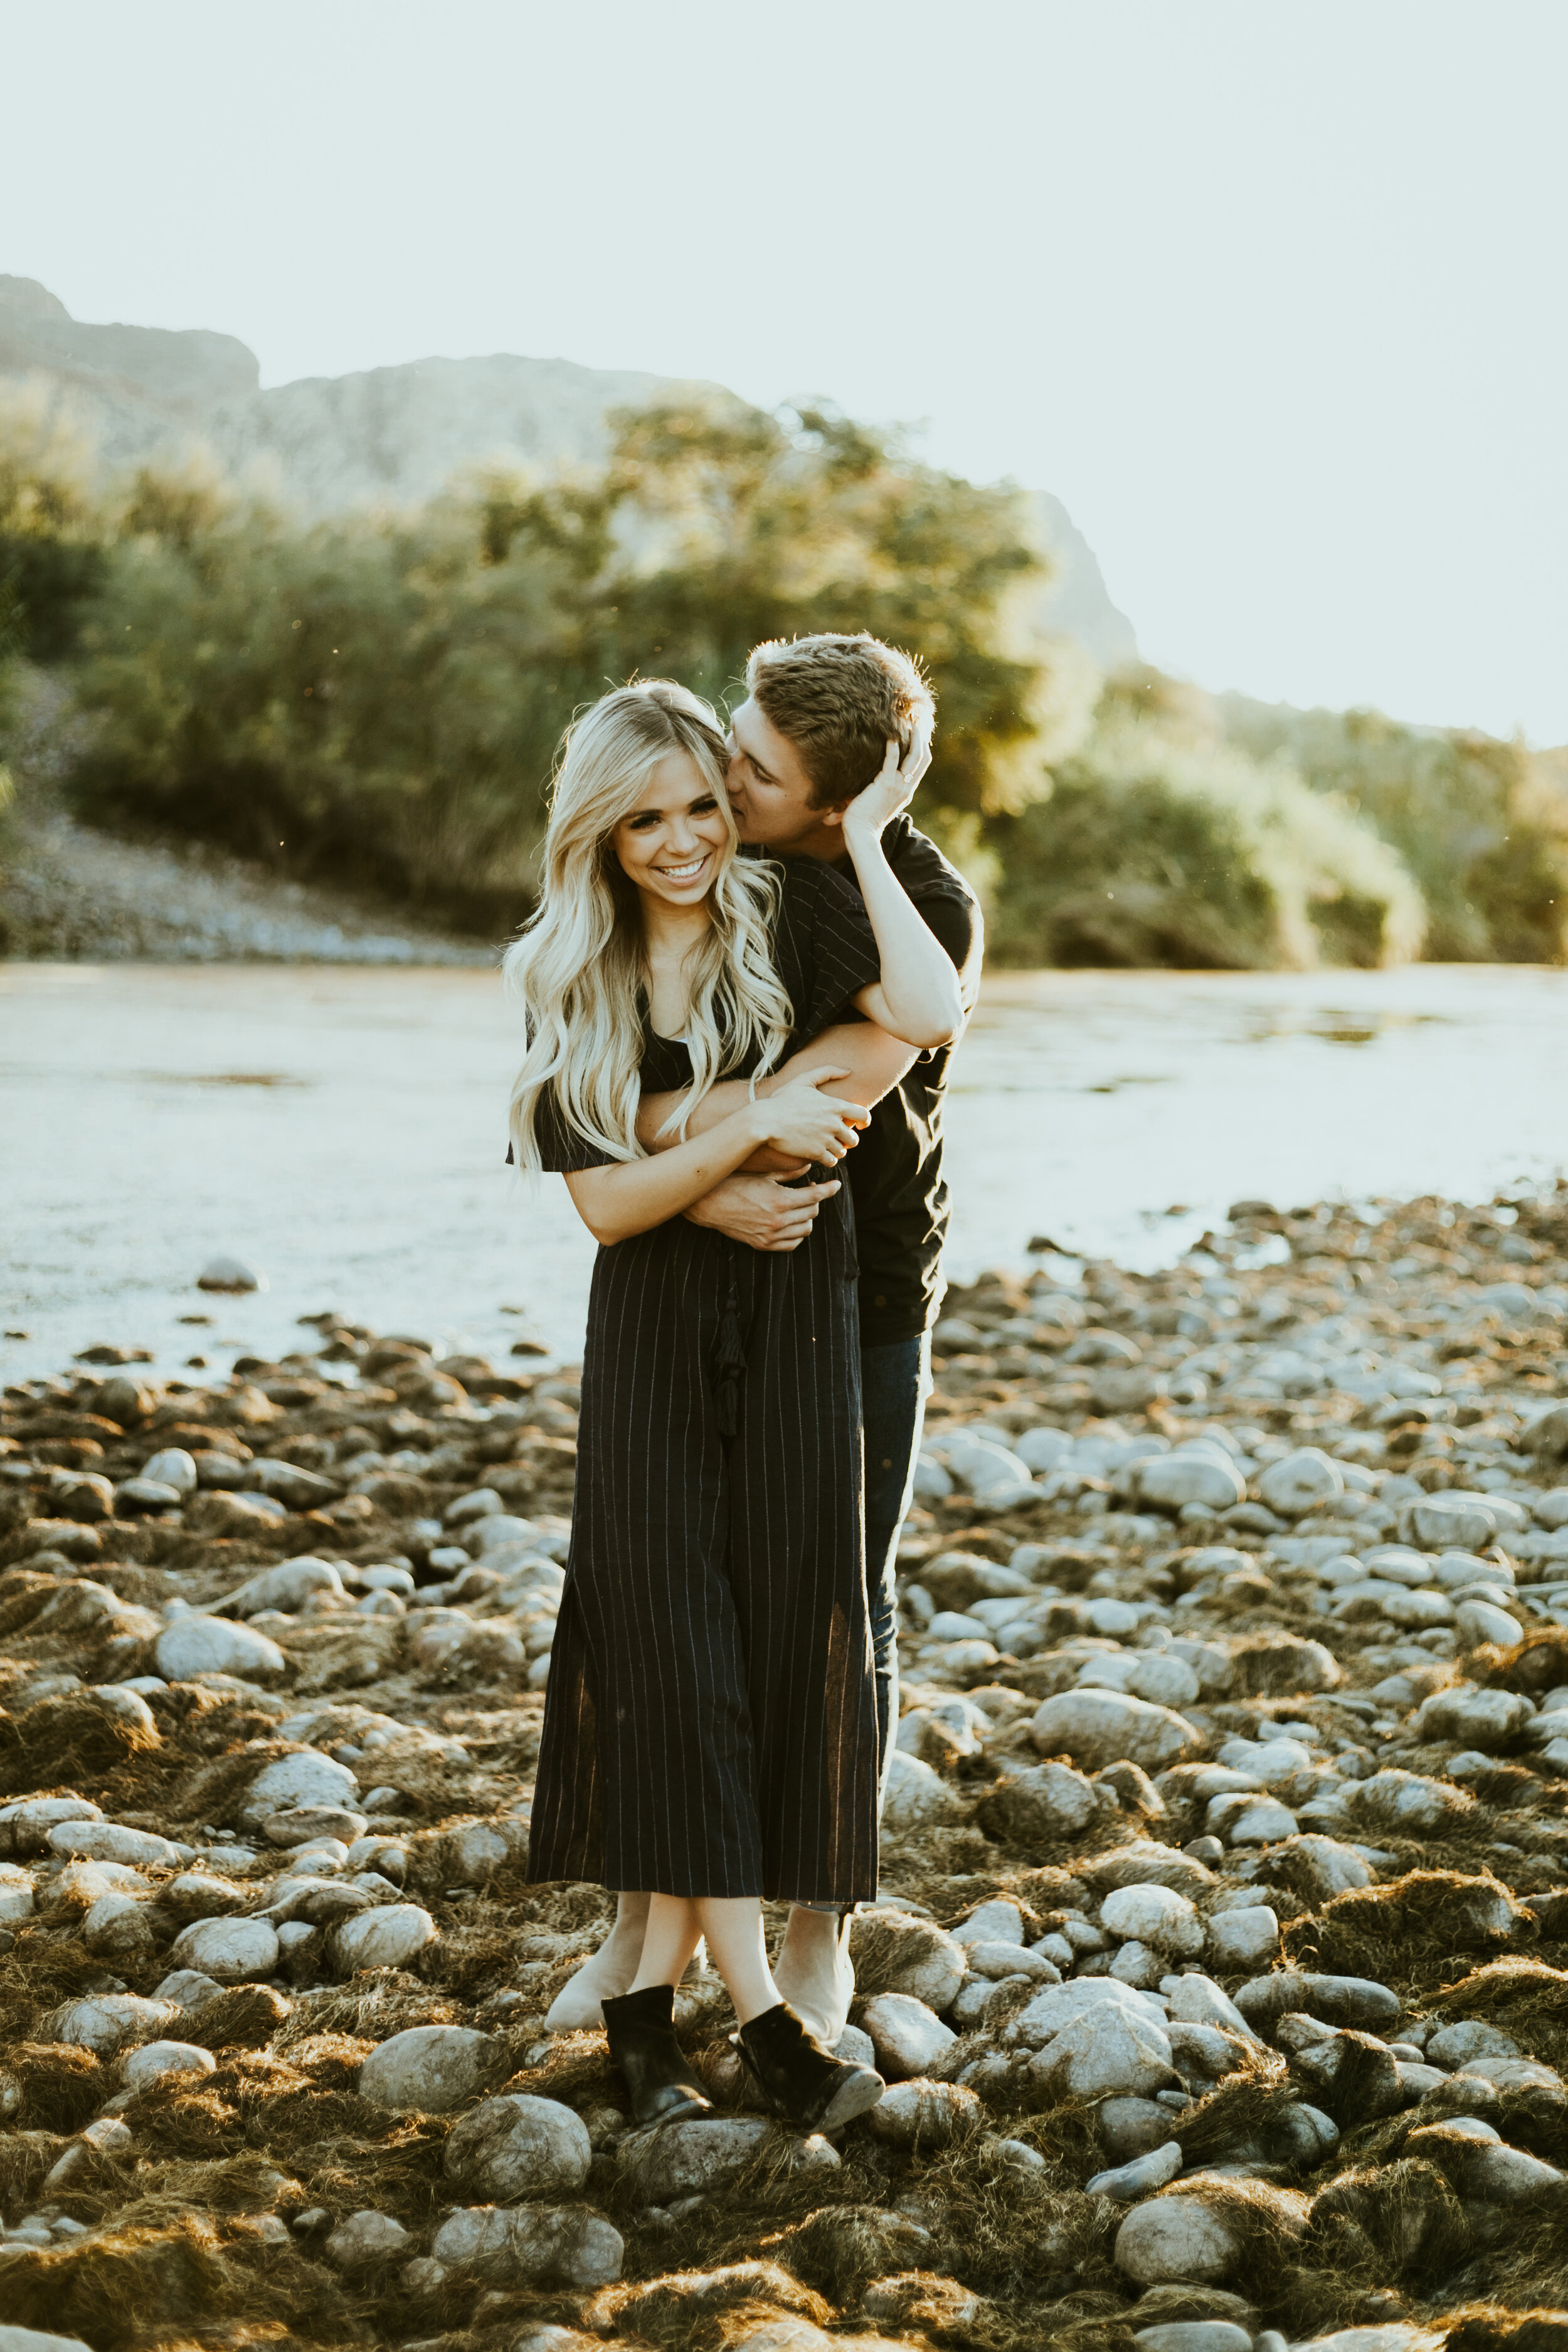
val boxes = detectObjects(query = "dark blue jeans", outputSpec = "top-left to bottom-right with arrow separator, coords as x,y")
794,1333 -> 930,1909
861,1332 -> 930,1801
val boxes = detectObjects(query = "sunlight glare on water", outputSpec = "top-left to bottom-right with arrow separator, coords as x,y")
3,961 -> 1567,1388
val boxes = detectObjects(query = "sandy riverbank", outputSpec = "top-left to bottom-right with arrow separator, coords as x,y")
2,1191 -> 1568,2349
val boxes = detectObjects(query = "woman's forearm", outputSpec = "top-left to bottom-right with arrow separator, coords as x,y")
564,1105 -> 770,1244
840,825 -> 966,1046
635,1024 -> 913,1169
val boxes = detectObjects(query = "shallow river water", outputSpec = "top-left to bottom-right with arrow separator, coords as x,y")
4,960 -> 1568,1387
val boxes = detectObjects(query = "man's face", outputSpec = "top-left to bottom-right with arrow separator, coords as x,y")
725,697 -> 837,852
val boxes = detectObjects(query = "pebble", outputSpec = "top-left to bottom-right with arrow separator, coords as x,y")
197,1254 -> 264,1291
619,2117 -> 773,2199
1455,1597 -> 1525,1647
221,1556 -> 345,1616
41,1994 -> 179,2053
1204,1904 -> 1281,1969
1136,1454 -> 1247,1513
1118,2180 -> 1307,2286
1031,2005 -> 1178,2101
880,1748 -> 962,1830
443,2094 -> 592,2199
1099,2095 -> 1182,2161
851,1912 -> 967,2009
953,1898 -> 1025,1946
0,2329 -> 97,2351
863,2080 -> 982,2147
1134,2330 -> 1253,2352
1029,1689 -> 1199,1771
169,1917 -> 280,1981
46,1821 -> 183,1866
1101,1883 -> 1205,1954
324,2210 -> 413,2269
153,1616 -> 287,1681
984,1759 -> 1103,1839
239,1750 -> 360,1825
430,2201 -> 622,2286
119,2039 -> 217,2092
1079,1649 -> 1202,1708
1115,2191 -> 1246,2286
1088,2138 -> 1184,2200
80,1891 -> 156,1961
358,2025 -> 503,2112
1235,1971 -> 1402,2034
1165,1975 -> 1259,2039
859,1993 -> 958,2079
0,1864 -> 35,1924
140,1447 -> 199,1494
9,1189 -> 1568,2349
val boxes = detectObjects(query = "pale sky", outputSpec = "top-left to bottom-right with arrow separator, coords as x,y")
8,0 -> 1565,741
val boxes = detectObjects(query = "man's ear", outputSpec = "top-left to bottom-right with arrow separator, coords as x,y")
822,801 -> 852,831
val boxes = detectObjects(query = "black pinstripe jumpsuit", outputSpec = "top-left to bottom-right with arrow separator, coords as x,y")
526,860 -> 883,1905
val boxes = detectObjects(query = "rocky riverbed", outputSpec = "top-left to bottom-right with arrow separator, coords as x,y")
3,1192 -> 1568,2352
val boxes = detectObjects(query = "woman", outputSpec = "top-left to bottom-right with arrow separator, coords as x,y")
508,679 -> 961,2134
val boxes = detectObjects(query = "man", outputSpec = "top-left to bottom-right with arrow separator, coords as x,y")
545,633 -> 982,2042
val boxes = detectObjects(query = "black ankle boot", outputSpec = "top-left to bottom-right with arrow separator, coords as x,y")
735,2000 -> 884,2132
602,1984 -> 714,2127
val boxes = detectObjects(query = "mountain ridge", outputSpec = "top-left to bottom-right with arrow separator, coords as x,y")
1,273 -> 1137,667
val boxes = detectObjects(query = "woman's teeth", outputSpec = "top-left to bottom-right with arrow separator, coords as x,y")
659,856 -> 707,879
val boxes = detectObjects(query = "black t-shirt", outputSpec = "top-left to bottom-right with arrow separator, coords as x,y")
787,816 -> 982,1348
521,832 -> 976,1345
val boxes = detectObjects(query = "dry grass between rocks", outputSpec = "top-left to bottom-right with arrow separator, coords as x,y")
7,1192 -> 1568,2347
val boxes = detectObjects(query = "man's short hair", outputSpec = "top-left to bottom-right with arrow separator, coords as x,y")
746,633 -> 935,810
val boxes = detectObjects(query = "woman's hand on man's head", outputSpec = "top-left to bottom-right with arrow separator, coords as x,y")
841,726 -> 933,842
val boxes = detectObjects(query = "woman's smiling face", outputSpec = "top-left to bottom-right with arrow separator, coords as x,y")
610,751 -> 733,909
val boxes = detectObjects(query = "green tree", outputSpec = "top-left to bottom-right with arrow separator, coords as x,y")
1221,696 -> 1568,961
65,398 -> 1067,924
600,398 -> 1061,820
0,383 -> 105,662
987,714 -> 1426,970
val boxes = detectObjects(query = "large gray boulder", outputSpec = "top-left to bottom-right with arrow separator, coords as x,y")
1136,1453 -> 1246,1513
358,2025 -> 504,2113
1030,2006 -> 1177,2101
432,2203 -> 623,2288
329,1903 -> 438,1973
859,1993 -> 956,2080
1030,1690 -> 1198,1772
153,1617 -> 287,1682
443,2094 -> 592,2201
168,1917 -> 280,1983
240,1750 -> 359,1825
983,1761 -> 1104,1845
1256,1448 -> 1343,1517
848,1910 -> 966,2009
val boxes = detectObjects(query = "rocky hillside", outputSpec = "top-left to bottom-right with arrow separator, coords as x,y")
0,274 -> 1137,665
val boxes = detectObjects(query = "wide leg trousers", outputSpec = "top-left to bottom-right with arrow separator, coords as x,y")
526,1193 -> 881,1907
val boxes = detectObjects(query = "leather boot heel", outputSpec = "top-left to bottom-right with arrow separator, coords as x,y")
736,2000 -> 884,2133
602,1985 -> 713,2127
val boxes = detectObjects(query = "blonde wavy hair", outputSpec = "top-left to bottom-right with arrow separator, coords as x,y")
506,681 -> 793,1175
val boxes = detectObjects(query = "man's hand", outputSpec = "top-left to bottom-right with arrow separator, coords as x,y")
684,1172 -> 841,1252
841,720 -> 934,843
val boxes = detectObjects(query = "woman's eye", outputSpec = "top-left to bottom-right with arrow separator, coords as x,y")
628,814 -> 660,832
692,798 -> 718,815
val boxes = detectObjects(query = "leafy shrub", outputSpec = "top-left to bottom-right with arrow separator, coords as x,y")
1221,697 -> 1568,961
63,400 -> 1061,926
987,716 -> 1426,970
0,383 -> 104,660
